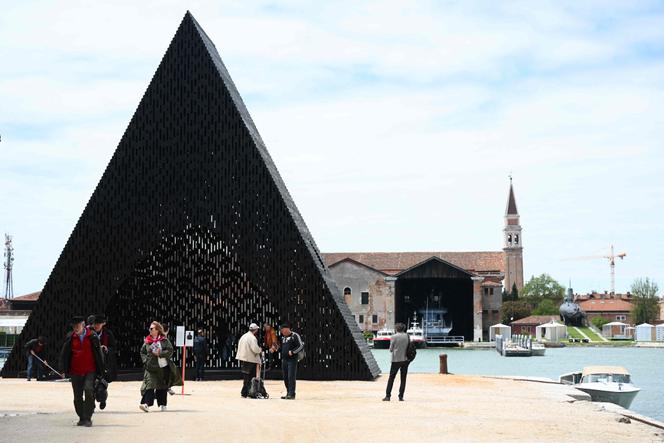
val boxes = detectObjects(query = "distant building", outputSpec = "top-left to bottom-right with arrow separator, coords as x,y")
0,292 -> 39,347
576,294 -> 633,325
658,298 -> 664,324
322,180 -> 524,341
509,315 -> 559,335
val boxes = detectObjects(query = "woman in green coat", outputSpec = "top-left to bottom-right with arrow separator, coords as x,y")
139,321 -> 182,412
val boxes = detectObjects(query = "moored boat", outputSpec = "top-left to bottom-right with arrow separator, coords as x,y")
559,366 -> 640,409
407,314 -> 427,348
373,327 -> 394,349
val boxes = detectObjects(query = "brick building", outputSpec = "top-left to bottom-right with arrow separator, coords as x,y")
510,315 -> 559,335
323,180 -> 524,341
577,295 -> 634,324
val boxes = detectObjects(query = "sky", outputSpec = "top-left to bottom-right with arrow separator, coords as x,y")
1,1 -> 663,296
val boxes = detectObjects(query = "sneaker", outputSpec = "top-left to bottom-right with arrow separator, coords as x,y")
83,420 -> 92,427
281,395 -> 295,400
168,388 -> 175,396
26,378 -> 31,381
139,404 -> 149,413
100,401 -> 106,410
76,419 -> 85,426
382,396 -> 390,401
398,397 -> 404,402
160,405 -> 167,412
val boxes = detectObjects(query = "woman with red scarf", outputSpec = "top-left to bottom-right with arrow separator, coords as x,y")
139,321 -> 181,412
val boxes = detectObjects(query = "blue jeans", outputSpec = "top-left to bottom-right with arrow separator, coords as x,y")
282,358 -> 298,397
26,355 -> 42,380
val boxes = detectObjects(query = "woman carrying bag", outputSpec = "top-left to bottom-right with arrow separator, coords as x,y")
139,321 -> 182,412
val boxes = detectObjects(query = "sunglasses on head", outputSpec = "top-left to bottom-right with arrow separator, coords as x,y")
149,327 -> 156,330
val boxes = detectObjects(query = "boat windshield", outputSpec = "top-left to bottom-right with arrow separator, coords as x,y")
582,373 -> 631,384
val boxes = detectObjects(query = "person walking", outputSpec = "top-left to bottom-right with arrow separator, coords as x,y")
90,314 -> 116,409
382,322 -> 410,402
279,322 -> 304,400
24,336 -> 46,381
139,321 -> 181,412
193,329 -> 208,381
59,316 -> 106,427
235,323 -> 262,398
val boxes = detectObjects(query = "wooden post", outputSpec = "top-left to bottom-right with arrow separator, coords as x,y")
439,353 -> 448,374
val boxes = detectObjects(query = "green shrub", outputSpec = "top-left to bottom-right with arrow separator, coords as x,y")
591,316 -> 610,329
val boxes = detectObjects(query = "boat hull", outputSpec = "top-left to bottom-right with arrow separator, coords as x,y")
575,386 -> 640,409
373,339 -> 391,349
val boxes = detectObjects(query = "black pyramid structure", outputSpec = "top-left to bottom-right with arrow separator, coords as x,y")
2,12 -> 380,381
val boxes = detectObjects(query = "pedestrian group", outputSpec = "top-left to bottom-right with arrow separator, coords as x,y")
33,316 -> 411,427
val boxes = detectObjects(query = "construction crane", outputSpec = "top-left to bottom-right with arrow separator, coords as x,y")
3,234 -> 14,300
562,245 -> 626,294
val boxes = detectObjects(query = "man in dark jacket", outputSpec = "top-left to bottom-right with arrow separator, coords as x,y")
59,316 -> 106,427
91,314 -> 116,409
279,322 -> 304,400
24,336 -> 46,381
193,329 -> 208,381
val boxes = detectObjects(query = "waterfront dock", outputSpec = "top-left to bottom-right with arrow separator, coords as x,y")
1,374 -> 662,442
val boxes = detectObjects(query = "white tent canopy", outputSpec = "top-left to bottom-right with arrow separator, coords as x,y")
602,321 -> 629,339
535,320 -> 567,343
635,323 -> 655,342
489,323 -> 511,341
656,324 -> 664,341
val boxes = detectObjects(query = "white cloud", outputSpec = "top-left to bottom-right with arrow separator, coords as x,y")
1,0 -> 664,294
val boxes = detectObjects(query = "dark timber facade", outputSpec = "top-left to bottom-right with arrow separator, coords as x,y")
1,12 -> 380,381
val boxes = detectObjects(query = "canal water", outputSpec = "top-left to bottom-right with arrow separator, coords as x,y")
372,347 -> 664,422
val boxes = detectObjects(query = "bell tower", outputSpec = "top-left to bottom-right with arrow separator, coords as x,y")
503,177 -> 524,292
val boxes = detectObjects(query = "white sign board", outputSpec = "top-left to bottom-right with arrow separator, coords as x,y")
185,330 -> 194,347
176,326 -> 185,347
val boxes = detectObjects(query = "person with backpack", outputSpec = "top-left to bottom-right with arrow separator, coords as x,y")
24,336 -> 46,381
279,322 -> 304,400
236,323 -> 262,398
193,329 -> 208,381
90,314 -> 115,409
59,316 -> 106,427
382,322 -> 411,402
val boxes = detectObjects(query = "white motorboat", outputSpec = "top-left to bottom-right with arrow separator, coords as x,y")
407,313 -> 426,348
372,326 -> 394,349
531,342 -> 546,356
559,366 -> 640,409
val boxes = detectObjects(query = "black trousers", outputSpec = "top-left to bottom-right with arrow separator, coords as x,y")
241,362 -> 257,397
385,361 -> 409,398
141,388 -> 168,406
71,372 -> 96,420
282,358 -> 298,397
195,354 -> 205,380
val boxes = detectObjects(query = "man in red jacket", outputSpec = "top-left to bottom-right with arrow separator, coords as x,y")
59,316 -> 105,427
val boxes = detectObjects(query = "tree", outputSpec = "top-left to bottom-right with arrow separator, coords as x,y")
521,274 -> 565,303
500,299 -> 532,324
531,298 -> 560,315
631,278 -> 660,324
510,283 -> 519,300
591,316 -> 610,330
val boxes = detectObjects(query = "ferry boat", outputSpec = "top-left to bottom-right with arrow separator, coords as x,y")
559,366 -> 640,409
407,314 -> 427,348
372,326 -> 394,349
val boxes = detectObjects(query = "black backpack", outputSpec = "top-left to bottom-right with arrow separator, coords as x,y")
248,377 -> 269,399
405,334 -> 417,362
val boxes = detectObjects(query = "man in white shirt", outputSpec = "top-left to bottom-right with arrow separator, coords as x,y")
236,323 -> 262,398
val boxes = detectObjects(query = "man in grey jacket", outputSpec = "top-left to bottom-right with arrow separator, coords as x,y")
382,323 -> 409,401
